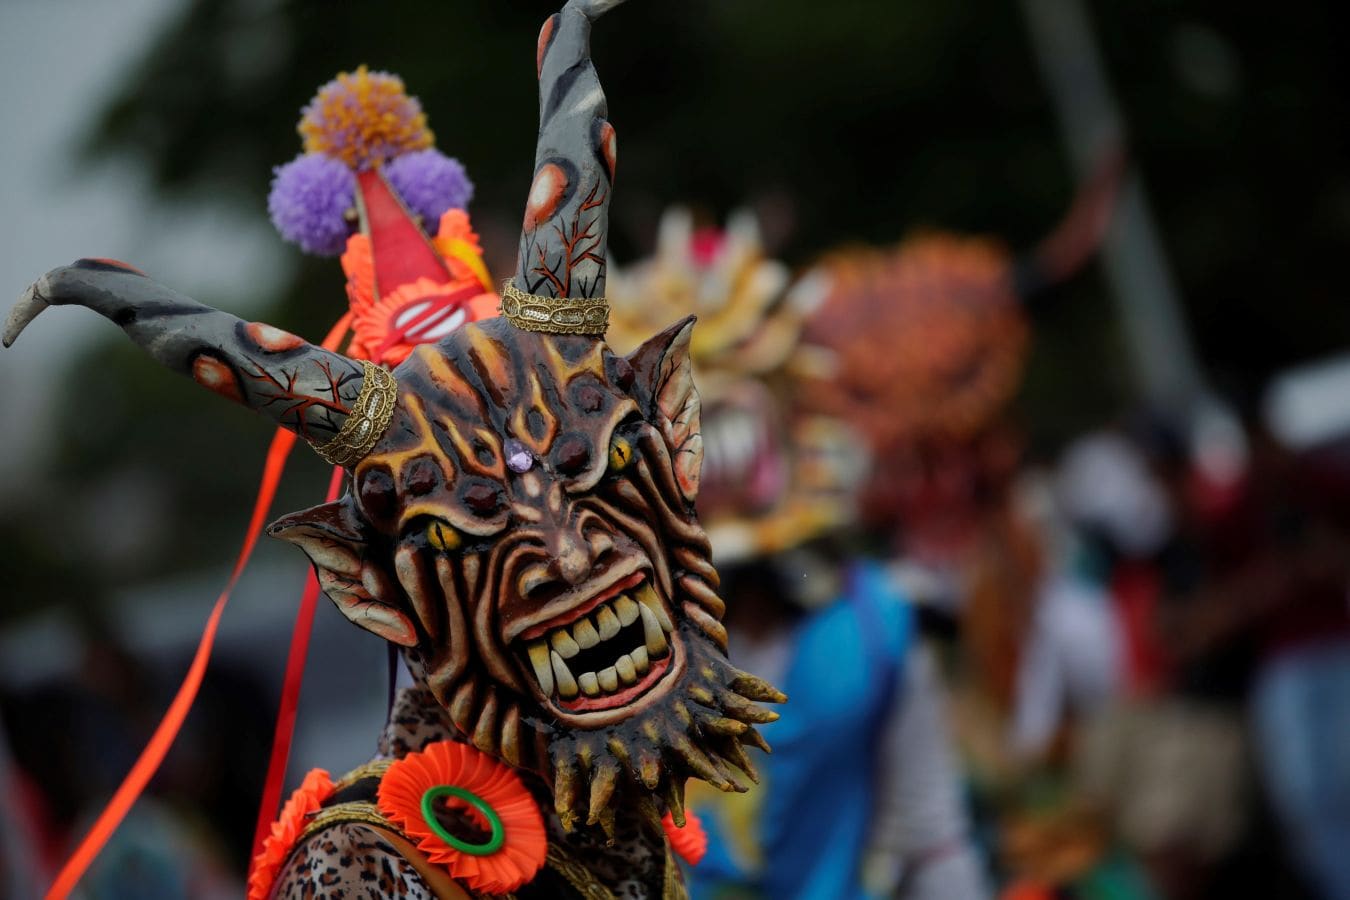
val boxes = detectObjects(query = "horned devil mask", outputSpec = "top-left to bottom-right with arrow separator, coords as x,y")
5,0 -> 781,840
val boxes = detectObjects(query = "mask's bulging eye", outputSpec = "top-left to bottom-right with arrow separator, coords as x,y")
609,435 -> 635,473
426,520 -> 462,552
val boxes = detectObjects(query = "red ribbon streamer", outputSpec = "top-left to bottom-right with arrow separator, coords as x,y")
248,464 -> 344,863
247,312 -> 355,865
44,427 -> 298,899
45,313 -> 353,899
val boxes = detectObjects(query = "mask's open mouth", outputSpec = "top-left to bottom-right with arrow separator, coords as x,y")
514,572 -> 677,714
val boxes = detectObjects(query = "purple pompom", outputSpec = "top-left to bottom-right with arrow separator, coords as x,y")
384,149 -> 474,231
267,153 -> 355,256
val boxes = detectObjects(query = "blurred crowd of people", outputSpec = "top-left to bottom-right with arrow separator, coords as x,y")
1,636 -> 267,897
594,194 -> 1350,899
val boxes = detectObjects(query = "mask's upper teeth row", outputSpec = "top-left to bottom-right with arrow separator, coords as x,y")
526,583 -> 672,701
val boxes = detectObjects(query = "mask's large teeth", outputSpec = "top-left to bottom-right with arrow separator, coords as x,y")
635,583 -> 674,633
614,594 -> 640,627
631,646 -> 650,674
573,617 -> 600,650
552,650 -> 578,699
639,601 -> 670,657
579,671 -> 600,697
616,654 -> 637,685
529,641 -> 554,697
598,666 -> 619,692
596,604 -> 622,641
551,629 -> 580,659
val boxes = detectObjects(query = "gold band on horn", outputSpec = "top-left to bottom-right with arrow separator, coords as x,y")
313,360 -> 398,467
499,280 -> 609,336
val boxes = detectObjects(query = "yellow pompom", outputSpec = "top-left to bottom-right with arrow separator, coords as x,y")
299,66 -> 434,170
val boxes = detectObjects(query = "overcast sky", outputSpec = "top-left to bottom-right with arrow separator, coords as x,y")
0,2 -> 391,774
0,0 -> 292,493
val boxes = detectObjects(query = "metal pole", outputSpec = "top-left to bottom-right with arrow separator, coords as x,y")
1019,0 -> 1207,410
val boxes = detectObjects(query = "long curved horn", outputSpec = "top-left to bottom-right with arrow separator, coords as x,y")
506,0 -> 627,330
5,259 -> 390,465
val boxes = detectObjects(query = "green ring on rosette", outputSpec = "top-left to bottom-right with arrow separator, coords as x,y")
419,785 -> 505,856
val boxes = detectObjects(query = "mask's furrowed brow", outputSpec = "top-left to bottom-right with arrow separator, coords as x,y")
398,499 -> 511,539
566,397 -> 641,495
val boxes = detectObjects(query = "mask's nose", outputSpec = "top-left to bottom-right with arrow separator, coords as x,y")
517,524 -> 620,602
552,527 -> 592,586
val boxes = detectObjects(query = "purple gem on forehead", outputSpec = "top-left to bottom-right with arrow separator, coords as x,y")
505,438 -> 534,473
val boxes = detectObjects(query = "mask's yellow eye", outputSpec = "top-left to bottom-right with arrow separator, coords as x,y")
426,520 -> 461,552
609,435 -> 635,473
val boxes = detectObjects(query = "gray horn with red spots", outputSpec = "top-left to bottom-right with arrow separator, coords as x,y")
508,0 -> 627,318
4,259 -> 385,463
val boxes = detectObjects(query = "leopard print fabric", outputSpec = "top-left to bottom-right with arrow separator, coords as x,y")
376,686 -> 459,761
543,815 -> 666,900
270,822 -> 436,899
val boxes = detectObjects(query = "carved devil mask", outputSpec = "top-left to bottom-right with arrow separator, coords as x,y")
270,315 -> 780,832
5,0 -> 781,840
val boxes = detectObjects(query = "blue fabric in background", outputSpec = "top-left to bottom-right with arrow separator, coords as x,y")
690,560 -> 913,900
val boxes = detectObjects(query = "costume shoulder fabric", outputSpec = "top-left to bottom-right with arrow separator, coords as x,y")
271,821 -> 446,899
261,689 -> 689,900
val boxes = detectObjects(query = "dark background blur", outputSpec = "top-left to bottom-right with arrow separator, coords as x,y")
1,0 -> 1347,889
5,0 -> 1350,623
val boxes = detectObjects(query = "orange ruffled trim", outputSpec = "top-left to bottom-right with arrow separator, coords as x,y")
432,209 -> 491,289
246,768 -> 335,900
662,810 -> 708,866
341,233 -> 377,312
377,741 -> 547,895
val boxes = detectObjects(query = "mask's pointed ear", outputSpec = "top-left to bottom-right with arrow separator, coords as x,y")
625,316 -> 702,502
268,498 -> 417,646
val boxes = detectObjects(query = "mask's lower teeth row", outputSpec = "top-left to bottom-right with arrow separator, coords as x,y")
525,584 -> 673,700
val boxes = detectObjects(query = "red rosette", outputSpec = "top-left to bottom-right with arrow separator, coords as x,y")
376,740 -> 547,894
662,810 -> 708,866
246,768 -> 335,900
351,277 -> 496,366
